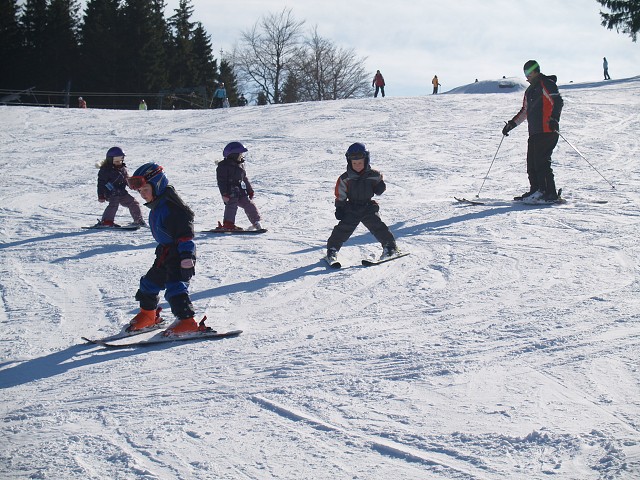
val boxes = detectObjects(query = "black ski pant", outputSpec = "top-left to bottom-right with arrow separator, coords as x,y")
526,133 -> 559,194
135,245 -> 195,319
327,202 -> 395,251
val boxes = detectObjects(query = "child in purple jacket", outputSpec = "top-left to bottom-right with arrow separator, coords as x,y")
95,147 -> 145,227
215,142 -> 262,231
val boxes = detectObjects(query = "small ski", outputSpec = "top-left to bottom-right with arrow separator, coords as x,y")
82,323 -> 166,344
82,308 -> 166,343
454,197 -> 485,205
83,223 -> 141,231
201,228 -> 267,234
362,252 -> 410,266
324,256 -> 341,269
86,328 -> 243,349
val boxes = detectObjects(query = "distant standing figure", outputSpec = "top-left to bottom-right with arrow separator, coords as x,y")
213,82 -> 227,108
603,57 -> 611,80
78,97 -> 87,108
372,70 -> 385,98
237,94 -> 248,106
139,99 -> 147,110
432,75 -> 441,94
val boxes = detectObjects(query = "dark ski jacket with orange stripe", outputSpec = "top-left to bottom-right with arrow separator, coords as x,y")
512,73 -> 563,136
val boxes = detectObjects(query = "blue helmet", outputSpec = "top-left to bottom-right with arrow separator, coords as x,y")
223,141 -> 248,159
130,162 -> 168,196
106,146 -> 125,158
345,142 -> 370,167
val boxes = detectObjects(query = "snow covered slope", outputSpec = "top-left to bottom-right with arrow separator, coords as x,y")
1,76 -> 639,479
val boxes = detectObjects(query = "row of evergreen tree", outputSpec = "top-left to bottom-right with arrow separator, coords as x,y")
1,0 -> 241,109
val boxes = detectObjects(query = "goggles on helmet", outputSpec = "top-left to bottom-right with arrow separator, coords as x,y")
524,62 -> 539,77
127,176 -> 148,190
347,151 -> 366,161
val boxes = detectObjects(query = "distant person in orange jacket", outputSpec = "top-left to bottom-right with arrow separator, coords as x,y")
432,75 -> 441,94
372,70 -> 385,98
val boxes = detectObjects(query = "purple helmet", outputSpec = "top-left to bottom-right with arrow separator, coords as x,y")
223,141 -> 248,159
106,146 -> 125,158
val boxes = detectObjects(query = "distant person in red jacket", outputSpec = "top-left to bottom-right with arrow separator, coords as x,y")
78,96 -> 87,108
372,70 -> 385,98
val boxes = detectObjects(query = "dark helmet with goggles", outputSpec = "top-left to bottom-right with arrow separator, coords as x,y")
127,162 -> 168,196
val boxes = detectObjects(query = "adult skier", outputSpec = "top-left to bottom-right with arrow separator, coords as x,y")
502,60 -> 564,202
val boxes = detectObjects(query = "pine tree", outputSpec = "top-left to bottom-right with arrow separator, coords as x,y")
43,0 -> 81,92
80,0 -> 122,100
218,58 -> 239,107
21,0 -> 49,90
0,0 -> 24,89
119,0 -> 168,103
597,0 -> 640,42
168,0 -> 196,88
191,22 -> 218,99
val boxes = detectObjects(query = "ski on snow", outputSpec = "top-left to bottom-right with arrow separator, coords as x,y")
81,307 -> 167,343
83,223 -> 141,231
361,252 -> 410,266
324,252 -> 409,268
454,197 -> 485,205
201,228 -> 267,235
84,328 -> 243,349
455,188 -> 574,206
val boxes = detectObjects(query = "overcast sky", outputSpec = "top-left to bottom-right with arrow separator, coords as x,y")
166,1 -> 639,96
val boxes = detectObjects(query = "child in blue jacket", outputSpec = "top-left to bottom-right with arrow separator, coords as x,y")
126,163 -> 203,336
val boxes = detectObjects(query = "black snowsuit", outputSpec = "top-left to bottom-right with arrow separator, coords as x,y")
327,164 -> 395,251
511,73 -> 564,194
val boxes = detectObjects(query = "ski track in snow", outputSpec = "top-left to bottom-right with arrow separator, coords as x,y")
1,77 -> 640,479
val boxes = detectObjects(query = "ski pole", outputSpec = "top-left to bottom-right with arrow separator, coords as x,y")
476,134 -> 506,198
558,132 -> 615,189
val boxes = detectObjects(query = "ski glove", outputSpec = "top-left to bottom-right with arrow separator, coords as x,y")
335,206 -> 345,220
374,180 -> 386,195
248,190 -> 255,200
502,120 -> 516,136
180,257 -> 196,281
222,195 -> 230,204
548,117 -> 559,132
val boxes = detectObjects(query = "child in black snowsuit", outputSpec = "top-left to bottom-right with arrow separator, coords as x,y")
327,143 -> 397,261
96,146 -> 144,226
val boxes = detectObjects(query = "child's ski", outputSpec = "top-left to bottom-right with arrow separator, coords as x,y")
82,308 -> 166,343
85,328 -> 243,349
362,252 -> 410,266
454,197 -> 485,205
201,228 -> 267,234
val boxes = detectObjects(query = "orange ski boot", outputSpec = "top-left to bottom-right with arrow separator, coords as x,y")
127,307 -> 163,332
162,317 -> 200,337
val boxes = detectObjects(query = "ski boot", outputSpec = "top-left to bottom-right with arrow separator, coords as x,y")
126,307 -> 163,332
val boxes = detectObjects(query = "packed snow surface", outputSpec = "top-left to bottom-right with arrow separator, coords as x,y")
1,77 -> 640,479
